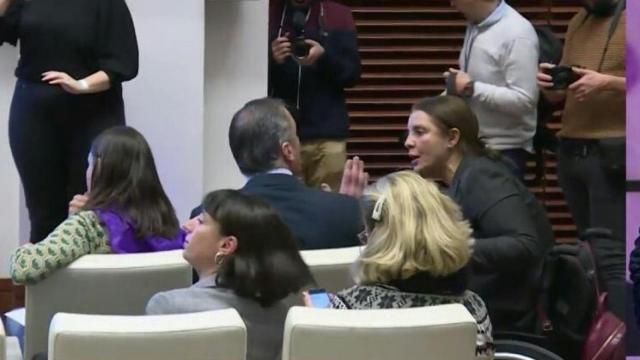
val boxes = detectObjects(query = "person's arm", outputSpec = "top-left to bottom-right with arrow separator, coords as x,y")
145,292 -> 172,315
458,165 -> 550,273
604,75 -> 626,92
9,211 -> 110,284
630,236 -> 640,327
569,68 -> 626,102
316,8 -> 361,88
0,0 -> 12,15
471,37 -> 539,117
471,193 -> 548,272
95,0 -> 138,84
41,70 -> 111,94
0,0 -> 20,46
471,195 -> 546,272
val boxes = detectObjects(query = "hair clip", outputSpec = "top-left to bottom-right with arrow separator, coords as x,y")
371,196 -> 385,221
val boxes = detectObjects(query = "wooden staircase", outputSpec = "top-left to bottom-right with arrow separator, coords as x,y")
343,0 -> 583,243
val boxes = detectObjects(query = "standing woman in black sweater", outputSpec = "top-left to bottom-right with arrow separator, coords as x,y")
0,0 -> 139,242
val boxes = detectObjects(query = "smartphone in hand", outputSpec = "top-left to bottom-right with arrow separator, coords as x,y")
306,288 -> 331,308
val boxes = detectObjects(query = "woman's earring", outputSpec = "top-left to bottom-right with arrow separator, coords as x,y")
214,252 -> 225,266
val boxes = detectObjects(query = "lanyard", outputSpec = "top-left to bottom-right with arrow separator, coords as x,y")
463,27 -> 479,72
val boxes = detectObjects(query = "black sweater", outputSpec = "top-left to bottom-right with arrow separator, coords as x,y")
446,155 -> 555,331
0,0 -> 138,84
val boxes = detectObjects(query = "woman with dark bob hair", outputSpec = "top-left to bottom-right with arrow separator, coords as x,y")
404,95 -> 554,333
10,126 -> 185,284
146,189 -> 314,360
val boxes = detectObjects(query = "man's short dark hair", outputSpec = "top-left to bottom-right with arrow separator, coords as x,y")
229,98 -> 292,175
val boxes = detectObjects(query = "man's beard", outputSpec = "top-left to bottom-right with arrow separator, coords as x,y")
584,0 -> 617,17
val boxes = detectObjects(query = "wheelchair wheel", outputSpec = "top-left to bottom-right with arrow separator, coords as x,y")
495,339 -> 565,360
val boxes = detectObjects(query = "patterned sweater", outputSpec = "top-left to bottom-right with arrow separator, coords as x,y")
10,211 -> 111,284
331,285 -> 495,360
9,210 -> 185,284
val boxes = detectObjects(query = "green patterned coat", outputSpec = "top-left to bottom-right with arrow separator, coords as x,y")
10,211 -> 111,284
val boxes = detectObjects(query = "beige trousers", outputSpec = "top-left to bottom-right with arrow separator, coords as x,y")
300,139 -> 347,191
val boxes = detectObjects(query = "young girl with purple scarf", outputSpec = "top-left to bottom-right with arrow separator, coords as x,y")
10,126 -> 185,284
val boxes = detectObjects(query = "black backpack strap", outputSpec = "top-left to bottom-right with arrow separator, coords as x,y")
597,0 -> 625,71
580,228 -> 610,297
537,250 -> 559,332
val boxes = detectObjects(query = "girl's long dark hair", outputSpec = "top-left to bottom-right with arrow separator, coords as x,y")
203,190 -> 314,307
83,126 -> 180,239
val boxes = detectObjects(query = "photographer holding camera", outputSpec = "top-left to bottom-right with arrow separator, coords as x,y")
269,0 -> 361,191
537,0 -> 626,319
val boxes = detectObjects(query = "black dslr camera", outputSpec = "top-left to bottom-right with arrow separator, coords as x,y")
291,36 -> 311,58
290,10 -> 311,58
546,65 -> 580,90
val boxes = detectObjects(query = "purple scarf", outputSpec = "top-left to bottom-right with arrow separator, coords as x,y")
94,209 -> 186,253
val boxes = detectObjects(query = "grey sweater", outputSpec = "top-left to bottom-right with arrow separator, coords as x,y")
146,276 -> 301,360
460,1 -> 539,151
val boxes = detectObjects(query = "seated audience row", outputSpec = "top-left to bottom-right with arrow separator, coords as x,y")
8,95 -> 554,360
151,173 -> 494,360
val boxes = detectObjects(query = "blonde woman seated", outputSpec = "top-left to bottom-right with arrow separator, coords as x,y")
328,171 -> 494,359
10,126 -> 185,284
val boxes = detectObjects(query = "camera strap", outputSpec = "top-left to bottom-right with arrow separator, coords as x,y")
596,0 -> 625,72
277,5 -> 312,38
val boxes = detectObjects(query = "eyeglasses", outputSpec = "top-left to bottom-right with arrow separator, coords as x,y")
357,230 -> 369,245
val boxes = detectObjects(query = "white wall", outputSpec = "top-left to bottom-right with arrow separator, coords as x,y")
0,0 -> 268,276
125,0 -> 206,221
203,0 -> 269,193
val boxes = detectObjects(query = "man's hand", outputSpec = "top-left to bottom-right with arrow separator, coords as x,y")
338,156 -> 369,198
271,35 -> 292,64
297,39 -> 325,66
569,67 -> 612,102
444,68 -> 472,94
68,193 -> 89,216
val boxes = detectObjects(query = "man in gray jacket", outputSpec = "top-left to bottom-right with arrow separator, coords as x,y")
447,0 -> 539,179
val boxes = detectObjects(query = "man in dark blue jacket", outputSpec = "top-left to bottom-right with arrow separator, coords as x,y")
191,98 -> 364,250
269,0 -> 361,192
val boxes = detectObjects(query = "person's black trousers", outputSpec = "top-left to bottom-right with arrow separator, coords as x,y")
556,137 -> 625,319
8,79 -> 125,243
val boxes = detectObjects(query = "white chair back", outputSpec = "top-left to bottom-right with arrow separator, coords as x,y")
48,310 -> 246,360
24,250 -> 192,359
282,304 -> 477,360
299,246 -> 361,292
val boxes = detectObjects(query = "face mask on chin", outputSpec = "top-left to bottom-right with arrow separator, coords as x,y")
584,0 -> 617,17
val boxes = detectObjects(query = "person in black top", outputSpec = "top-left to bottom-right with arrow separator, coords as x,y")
404,95 -> 554,333
0,0 -> 138,242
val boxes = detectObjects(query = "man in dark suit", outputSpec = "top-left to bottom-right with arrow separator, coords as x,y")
191,97 -> 364,250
